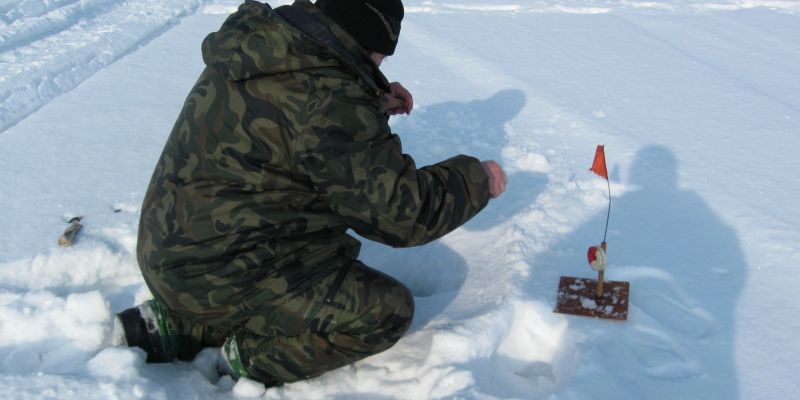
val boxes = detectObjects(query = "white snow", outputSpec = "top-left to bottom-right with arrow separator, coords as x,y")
1,0 -> 799,399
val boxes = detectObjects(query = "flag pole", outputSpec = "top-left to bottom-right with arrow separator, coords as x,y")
596,182 -> 610,299
596,241 -> 606,299
603,178 -> 611,243
589,145 -> 612,299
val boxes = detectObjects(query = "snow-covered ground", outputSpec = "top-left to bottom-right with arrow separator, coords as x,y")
1,0 -> 799,398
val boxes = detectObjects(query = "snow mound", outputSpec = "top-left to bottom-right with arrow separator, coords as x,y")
0,290 -> 111,374
88,347 -> 146,380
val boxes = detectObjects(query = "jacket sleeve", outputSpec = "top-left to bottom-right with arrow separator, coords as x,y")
294,79 -> 491,248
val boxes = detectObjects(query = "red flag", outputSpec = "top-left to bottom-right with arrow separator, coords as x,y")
590,145 -> 608,180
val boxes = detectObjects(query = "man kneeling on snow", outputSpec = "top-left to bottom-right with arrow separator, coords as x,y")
115,0 -> 506,386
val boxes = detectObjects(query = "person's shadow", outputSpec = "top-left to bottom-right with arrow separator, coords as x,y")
358,89 -> 547,329
533,145 -> 745,399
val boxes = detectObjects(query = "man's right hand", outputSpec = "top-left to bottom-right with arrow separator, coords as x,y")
481,160 -> 507,198
384,82 -> 413,116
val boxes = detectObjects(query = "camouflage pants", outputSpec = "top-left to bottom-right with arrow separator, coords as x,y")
162,260 -> 414,384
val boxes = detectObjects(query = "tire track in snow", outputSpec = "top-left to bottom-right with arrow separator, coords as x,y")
1,0 -> 82,23
0,0 -> 208,133
0,0 -> 119,52
404,0 -> 800,15
612,13 -> 800,114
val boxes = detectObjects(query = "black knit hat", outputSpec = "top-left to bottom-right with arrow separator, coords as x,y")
316,0 -> 404,55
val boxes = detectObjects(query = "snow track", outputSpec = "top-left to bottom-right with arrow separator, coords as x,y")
0,0 -> 117,51
0,0 -> 206,132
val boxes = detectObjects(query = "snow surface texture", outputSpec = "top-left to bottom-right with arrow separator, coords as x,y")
1,0 -> 799,399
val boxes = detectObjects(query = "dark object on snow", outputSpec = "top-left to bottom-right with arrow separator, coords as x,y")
58,216 -> 83,247
554,275 -> 629,320
115,301 -> 177,363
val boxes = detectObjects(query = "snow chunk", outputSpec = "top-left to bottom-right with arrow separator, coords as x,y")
503,147 -> 552,173
0,290 -> 111,348
192,347 -> 222,383
87,347 -> 145,380
233,377 -> 266,397
579,297 -> 598,310
64,291 -> 111,347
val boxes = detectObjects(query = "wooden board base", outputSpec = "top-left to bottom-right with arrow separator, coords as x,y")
554,276 -> 630,320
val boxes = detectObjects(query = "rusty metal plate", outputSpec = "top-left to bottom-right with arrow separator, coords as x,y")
554,276 -> 630,321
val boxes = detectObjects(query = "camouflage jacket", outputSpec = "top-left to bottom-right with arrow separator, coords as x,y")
137,0 -> 490,320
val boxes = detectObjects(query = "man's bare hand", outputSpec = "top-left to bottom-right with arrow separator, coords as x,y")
481,160 -> 507,198
385,82 -> 413,115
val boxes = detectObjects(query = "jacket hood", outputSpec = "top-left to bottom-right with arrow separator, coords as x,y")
201,0 -> 389,92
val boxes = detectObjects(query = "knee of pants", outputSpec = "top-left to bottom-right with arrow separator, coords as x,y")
391,282 -> 415,335
372,276 -> 415,339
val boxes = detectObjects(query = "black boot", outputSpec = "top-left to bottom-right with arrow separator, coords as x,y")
113,300 -> 179,363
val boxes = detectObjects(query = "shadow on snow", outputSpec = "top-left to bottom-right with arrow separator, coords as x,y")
531,145 -> 746,399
